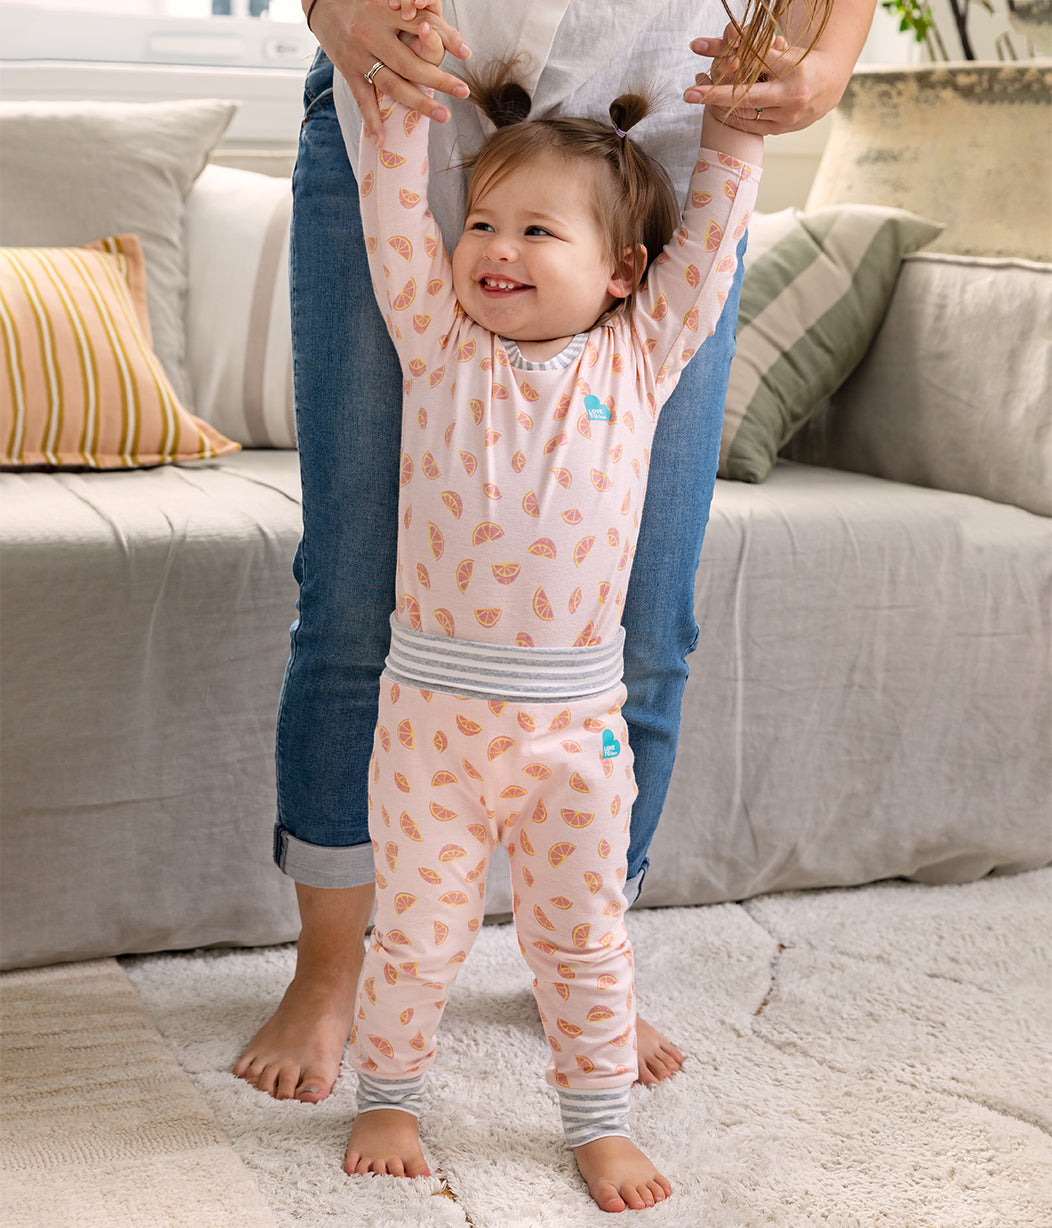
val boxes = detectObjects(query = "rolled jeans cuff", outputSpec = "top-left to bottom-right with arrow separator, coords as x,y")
274,826 -> 376,889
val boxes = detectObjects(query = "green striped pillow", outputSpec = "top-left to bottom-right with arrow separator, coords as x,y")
719,205 -> 943,482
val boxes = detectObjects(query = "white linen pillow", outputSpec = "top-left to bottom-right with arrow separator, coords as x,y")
785,253 -> 1052,517
0,99 -> 235,411
183,164 -> 296,449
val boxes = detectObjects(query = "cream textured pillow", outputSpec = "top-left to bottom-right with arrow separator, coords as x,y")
1,237 -> 240,469
184,164 -> 295,448
720,204 -> 944,482
0,99 -> 236,410
785,253 -> 1052,517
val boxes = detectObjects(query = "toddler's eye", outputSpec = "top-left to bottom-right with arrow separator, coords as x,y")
469,221 -> 494,233
526,226 -> 552,237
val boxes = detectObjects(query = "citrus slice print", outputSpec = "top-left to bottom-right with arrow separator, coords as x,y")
531,799 -> 547,824
434,921 -> 449,945
584,870 -> 604,895
548,842 -> 575,868
544,433 -> 567,455
433,729 -> 448,753
568,587 -> 583,614
522,491 -> 540,517
587,1006 -> 615,1023
387,235 -> 413,261
590,468 -> 613,492
561,508 -> 583,525
439,844 -> 466,862
552,467 -> 572,490
523,762 -> 552,782
421,449 -> 440,479
534,906 -> 556,932
434,608 -> 455,638
429,801 -> 457,821
369,1035 -> 396,1059
572,621 -> 596,647
500,784 -> 527,799
515,632 -> 535,647
427,277 -> 445,296
458,339 -> 477,362
397,719 -> 414,749
439,891 -> 469,907
571,923 -> 592,948
384,842 -> 398,872
400,813 -> 424,841
440,490 -> 462,518
568,772 -> 590,794
404,594 -> 422,630
511,448 -> 527,472
400,453 -> 413,486
528,538 -> 557,559
561,808 -> 594,828
418,866 -> 442,886
487,735 -> 514,760
705,219 -> 724,251
467,823 -> 488,844
474,607 -> 502,628
392,278 -> 417,310
427,522 -> 444,559
597,839 -> 612,859
472,522 -> 504,546
557,1018 -> 583,1038
532,587 -> 555,621
461,758 -> 483,780
394,892 -> 417,915
460,451 -> 478,476
456,714 -> 482,736
399,187 -> 421,209
484,429 -> 502,448
408,358 -> 426,378
483,483 -> 502,500
518,829 -> 536,856
491,562 -> 521,585
488,700 -> 506,716
455,560 -> 474,593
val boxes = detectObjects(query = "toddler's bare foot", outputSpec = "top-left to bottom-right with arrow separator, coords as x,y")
635,1015 -> 684,1086
345,1108 -> 432,1177
233,974 -> 357,1102
574,1135 -> 671,1213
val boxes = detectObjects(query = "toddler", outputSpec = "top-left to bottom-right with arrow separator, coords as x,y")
340,39 -> 761,1214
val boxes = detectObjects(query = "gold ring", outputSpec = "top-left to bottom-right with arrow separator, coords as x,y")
364,60 -> 385,85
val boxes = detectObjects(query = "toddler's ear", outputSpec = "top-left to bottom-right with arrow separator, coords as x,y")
608,244 -> 647,299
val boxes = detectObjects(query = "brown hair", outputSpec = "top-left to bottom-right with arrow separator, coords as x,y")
714,0 -> 834,104
459,58 -> 679,317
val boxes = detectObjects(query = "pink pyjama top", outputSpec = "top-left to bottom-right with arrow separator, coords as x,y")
358,96 -> 760,664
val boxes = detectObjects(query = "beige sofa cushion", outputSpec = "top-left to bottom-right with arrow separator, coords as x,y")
0,99 -> 235,410
786,253 -> 1052,517
184,164 -> 296,449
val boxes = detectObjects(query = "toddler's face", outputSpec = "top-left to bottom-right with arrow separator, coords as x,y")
452,153 -> 627,346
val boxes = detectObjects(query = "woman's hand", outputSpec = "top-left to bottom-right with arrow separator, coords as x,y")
304,0 -> 471,142
684,24 -> 861,135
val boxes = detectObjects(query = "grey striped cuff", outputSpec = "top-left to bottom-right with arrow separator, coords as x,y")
557,1084 -> 632,1148
385,614 -> 625,703
356,1070 -> 429,1119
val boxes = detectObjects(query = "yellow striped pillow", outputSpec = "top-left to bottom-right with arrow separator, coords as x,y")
1,235 -> 239,469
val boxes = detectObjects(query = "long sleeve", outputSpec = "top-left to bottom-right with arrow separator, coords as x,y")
632,148 -> 760,399
357,97 -> 460,370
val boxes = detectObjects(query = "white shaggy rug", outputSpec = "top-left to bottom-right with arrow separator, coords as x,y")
123,870 -> 1052,1228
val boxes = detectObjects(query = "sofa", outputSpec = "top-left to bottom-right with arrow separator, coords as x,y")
2,75 -> 1050,971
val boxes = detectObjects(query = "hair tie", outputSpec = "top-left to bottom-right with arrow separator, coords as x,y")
613,124 -> 628,139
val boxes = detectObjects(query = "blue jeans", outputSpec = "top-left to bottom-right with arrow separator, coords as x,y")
274,53 -> 746,896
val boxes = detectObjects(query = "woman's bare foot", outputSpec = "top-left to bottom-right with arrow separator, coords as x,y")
574,1136 -> 671,1213
635,1015 -> 684,1086
345,1109 -> 432,1177
233,882 -> 373,1102
233,973 -> 357,1101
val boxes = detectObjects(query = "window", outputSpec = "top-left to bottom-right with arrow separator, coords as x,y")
1,0 -> 316,69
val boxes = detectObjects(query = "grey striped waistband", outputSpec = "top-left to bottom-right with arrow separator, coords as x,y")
384,614 -> 625,703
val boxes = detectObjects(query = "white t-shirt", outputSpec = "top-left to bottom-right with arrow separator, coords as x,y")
334,0 -> 747,250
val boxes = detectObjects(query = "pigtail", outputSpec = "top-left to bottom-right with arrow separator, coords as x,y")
461,55 -> 533,129
608,93 -> 651,140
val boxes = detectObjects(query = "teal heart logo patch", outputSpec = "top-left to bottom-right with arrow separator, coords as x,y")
601,729 -> 621,759
584,393 -> 611,422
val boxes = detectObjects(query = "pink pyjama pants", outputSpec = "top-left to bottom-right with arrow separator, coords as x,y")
351,675 -> 638,1105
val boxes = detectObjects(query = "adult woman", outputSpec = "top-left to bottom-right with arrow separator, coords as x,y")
235,0 -> 875,1109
